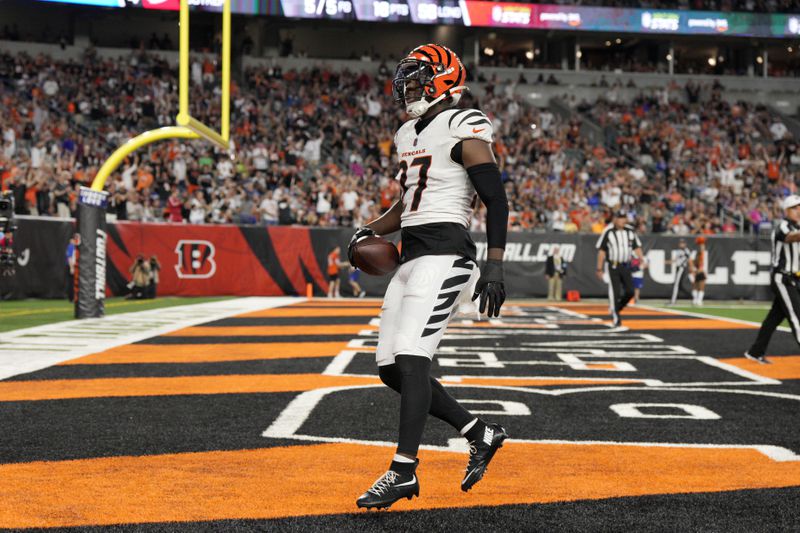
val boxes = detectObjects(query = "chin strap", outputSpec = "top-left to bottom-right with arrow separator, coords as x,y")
406,86 -> 468,118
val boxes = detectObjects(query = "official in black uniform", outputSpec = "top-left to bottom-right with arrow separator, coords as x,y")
667,239 -> 692,305
745,195 -> 800,364
596,210 -> 645,327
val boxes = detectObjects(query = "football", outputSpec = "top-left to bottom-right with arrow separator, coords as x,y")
351,235 -> 400,276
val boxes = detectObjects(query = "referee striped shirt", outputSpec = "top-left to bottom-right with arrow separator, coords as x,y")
596,224 -> 642,264
773,219 -> 800,273
674,248 -> 692,269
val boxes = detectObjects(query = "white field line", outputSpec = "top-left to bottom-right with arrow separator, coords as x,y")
0,297 -> 300,380
638,303 -> 790,332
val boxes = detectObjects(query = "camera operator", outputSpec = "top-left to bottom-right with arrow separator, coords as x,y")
127,254 -> 151,300
146,255 -> 161,299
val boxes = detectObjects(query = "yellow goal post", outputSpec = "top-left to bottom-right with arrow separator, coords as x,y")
89,0 -> 232,192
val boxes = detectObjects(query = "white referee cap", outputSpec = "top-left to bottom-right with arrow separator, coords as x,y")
783,195 -> 800,210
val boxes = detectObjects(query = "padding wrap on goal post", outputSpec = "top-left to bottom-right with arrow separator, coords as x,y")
76,186 -> 109,319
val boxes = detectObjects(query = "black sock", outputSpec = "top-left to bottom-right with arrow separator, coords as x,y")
464,418 -> 488,443
390,458 -> 418,476
394,354 -> 432,457
379,364 -> 474,431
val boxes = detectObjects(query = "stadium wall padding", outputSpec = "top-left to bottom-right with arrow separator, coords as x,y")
1,217 -> 74,300
5,218 -> 776,301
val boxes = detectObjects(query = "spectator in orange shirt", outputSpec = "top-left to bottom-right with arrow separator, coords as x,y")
327,245 -> 342,298
136,166 -> 154,191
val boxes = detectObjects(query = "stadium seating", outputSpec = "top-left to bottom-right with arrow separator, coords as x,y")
0,46 -> 797,235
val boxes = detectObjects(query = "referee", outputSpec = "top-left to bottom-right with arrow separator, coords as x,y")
667,239 -> 692,305
596,210 -> 646,327
745,195 -> 800,364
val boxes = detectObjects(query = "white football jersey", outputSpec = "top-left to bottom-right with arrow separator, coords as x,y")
393,108 -> 494,228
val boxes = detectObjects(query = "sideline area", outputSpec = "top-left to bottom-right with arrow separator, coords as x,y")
0,297 -> 297,380
0,297 -> 233,333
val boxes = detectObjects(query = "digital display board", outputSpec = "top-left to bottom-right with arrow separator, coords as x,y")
33,0 -> 800,38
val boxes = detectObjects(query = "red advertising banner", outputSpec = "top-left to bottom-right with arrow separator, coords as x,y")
105,222 -> 331,297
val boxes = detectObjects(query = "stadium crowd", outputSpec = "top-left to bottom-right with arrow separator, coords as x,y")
0,48 -> 797,236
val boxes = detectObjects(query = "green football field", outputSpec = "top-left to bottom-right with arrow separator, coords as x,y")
0,297 -> 232,333
0,298 -> 779,334
665,305 -> 774,325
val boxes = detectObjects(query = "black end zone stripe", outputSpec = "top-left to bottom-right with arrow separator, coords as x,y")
4,358 -> 330,380
0,394 -> 298,464
137,335 -> 358,344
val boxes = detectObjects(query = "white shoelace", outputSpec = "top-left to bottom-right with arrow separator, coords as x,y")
465,441 -> 479,474
367,470 -> 398,496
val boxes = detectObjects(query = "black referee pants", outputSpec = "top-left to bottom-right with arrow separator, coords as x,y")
608,264 -> 635,321
748,273 -> 800,357
670,266 -> 687,304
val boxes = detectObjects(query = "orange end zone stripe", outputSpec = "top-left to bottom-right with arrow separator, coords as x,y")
239,308 -> 380,318
720,355 -> 800,380
165,324 -> 377,337
2,442 -> 800,528
613,319 -> 757,330
60,342 -> 362,365
0,374 -> 381,402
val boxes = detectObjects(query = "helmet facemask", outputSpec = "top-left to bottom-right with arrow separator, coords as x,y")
392,58 -> 464,118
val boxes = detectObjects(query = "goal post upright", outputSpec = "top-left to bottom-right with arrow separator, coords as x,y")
78,0 -> 232,318
175,0 -> 232,151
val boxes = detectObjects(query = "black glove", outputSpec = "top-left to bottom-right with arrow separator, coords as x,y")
472,259 -> 506,317
347,226 -> 375,267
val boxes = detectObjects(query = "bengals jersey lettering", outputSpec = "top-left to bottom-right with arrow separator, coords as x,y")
393,108 -> 494,229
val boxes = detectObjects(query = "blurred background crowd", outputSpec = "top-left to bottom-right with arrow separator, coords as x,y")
0,47 -> 797,236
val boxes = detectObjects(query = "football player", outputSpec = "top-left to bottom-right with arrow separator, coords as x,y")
348,44 -> 509,509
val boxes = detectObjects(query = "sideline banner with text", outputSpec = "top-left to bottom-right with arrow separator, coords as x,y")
5,219 -> 776,301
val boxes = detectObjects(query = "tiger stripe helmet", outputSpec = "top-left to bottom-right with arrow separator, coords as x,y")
393,44 -> 468,118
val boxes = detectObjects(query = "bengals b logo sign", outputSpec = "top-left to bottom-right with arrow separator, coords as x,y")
174,240 -> 217,279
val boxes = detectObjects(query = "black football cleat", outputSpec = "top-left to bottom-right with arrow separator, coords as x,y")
745,351 -> 771,364
461,423 -> 508,492
356,469 -> 419,510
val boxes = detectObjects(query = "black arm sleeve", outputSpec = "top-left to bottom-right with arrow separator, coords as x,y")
467,162 -> 508,250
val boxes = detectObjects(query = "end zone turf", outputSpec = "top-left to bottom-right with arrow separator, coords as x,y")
0,300 -> 798,530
